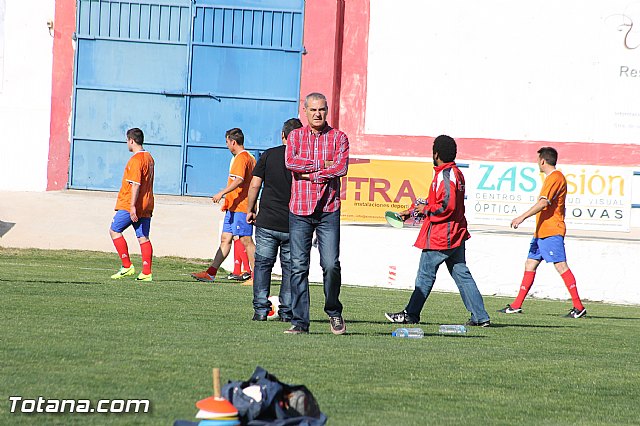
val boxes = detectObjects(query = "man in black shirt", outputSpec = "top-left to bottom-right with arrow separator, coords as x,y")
247,118 -> 303,321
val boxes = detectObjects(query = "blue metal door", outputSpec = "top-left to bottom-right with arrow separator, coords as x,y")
70,0 -> 304,196
184,0 -> 304,195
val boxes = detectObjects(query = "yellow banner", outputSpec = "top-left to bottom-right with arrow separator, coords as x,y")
340,158 -> 433,223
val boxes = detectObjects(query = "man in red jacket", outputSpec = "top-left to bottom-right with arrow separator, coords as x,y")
385,135 -> 490,327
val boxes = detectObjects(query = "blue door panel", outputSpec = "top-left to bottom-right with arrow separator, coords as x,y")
146,144 -> 183,194
76,40 -> 188,92
73,90 -> 186,144
188,97 -> 294,149
190,46 -> 300,98
196,0 -> 304,11
184,146 -> 233,196
78,0 -> 190,42
70,139 -> 132,190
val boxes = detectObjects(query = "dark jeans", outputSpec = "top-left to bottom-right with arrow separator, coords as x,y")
405,242 -> 490,323
252,227 -> 292,320
289,210 -> 342,330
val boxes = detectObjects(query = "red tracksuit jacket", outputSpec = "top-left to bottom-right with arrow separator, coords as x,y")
414,162 -> 471,250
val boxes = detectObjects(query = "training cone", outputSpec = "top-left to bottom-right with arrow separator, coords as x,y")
195,368 -> 238,418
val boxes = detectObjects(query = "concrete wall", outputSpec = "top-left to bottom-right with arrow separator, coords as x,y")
0,0 -> 55,191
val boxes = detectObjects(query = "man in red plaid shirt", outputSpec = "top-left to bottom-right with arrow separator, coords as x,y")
284,92 -> 349,335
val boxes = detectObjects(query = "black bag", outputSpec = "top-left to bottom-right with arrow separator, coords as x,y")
221,366 -> 327,426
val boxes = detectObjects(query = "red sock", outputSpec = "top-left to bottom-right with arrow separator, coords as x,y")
140,241 -> 153,275
206,266 -> 218,277
512,271 -> 536,309
561,269 -> 584,311
112,236 -> 132,268
233,240 -> 242,275
238,240 -> 251,273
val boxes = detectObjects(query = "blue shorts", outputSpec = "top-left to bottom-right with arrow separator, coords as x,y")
110,210 -> 151,238
527,235 -> 566,263
222,211 -> 253,236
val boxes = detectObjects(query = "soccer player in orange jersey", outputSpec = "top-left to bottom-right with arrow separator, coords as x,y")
499,147 -> 586,318
109,128 -> 155,282
191,128 -> 257,283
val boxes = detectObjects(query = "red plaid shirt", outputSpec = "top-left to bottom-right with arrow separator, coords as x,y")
285,124 -> 349,215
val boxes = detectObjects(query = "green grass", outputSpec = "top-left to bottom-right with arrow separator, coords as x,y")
1,247 -> 639,425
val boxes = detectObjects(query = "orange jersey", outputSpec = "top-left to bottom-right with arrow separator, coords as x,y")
115,151 -> 155,217
222,150 -> 256,213
535,169 -> 566,238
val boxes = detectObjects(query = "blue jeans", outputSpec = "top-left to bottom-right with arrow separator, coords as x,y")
289,210 -> 342,330
252,227 -> 292,319
405,242 -> 490,323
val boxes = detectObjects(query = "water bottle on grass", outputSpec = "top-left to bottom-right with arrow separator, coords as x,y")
439,325 -> 467,334
392,328 -> 424,338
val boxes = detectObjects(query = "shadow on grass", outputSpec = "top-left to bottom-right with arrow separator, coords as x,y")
0,278 -> 99,285
309,319 -> 570,329
486,323 -> 570,329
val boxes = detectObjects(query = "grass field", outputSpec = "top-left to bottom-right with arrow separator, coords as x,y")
1,247 -> 639,425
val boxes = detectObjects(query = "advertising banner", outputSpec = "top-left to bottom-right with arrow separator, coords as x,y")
340,158 -> 432,223
466,161 -> 633,232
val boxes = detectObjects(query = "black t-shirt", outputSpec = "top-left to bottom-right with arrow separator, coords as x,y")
252,145 -> 291,233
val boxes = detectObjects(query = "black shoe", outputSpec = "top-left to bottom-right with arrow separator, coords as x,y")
497,304 -> 522,314
252,313 -> 267,321
227,273 -> 243,281
240,272 -> 252,281
465,319 -> 491,327
284,325 -> 308,334
329,316 -> 346,335
564,307 -> 587,318
279,316 -> 292,323
384,310 -> 417,324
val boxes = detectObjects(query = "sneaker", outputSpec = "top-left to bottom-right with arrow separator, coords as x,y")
284,325 -> 308,334
497,304 -> 522,314
384,310 -> 417,324
240,272 -> 252,281
191,271 -> 215,282
329,316 -> 346,335
111,265 -> 135,279
565,307 -> 587,318
465,319 -> 491,327
136,272 -> 152,282
226,273 -> 243,281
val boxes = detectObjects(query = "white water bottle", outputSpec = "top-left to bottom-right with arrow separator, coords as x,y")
392,328 -> 424,338
439,325 -> 467,334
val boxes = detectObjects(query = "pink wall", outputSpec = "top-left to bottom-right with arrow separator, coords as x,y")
47,0 -> 75,190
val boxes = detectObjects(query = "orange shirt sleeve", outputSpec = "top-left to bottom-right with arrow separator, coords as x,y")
539,171 -> 563,205
229,152 -> 250,181
124,155 -> 142,185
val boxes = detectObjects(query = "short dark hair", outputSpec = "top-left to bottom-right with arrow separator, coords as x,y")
537,147 -> 558,166
225,128 -> 244,145
433,135 -> 457,162
126,128 -> 144,145
282,118 -> 303,140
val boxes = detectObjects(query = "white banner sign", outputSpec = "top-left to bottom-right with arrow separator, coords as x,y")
466,162 -> 633,232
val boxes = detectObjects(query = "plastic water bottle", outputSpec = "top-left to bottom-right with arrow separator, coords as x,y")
439,325 -> 467,334
392,328 -> 424,338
